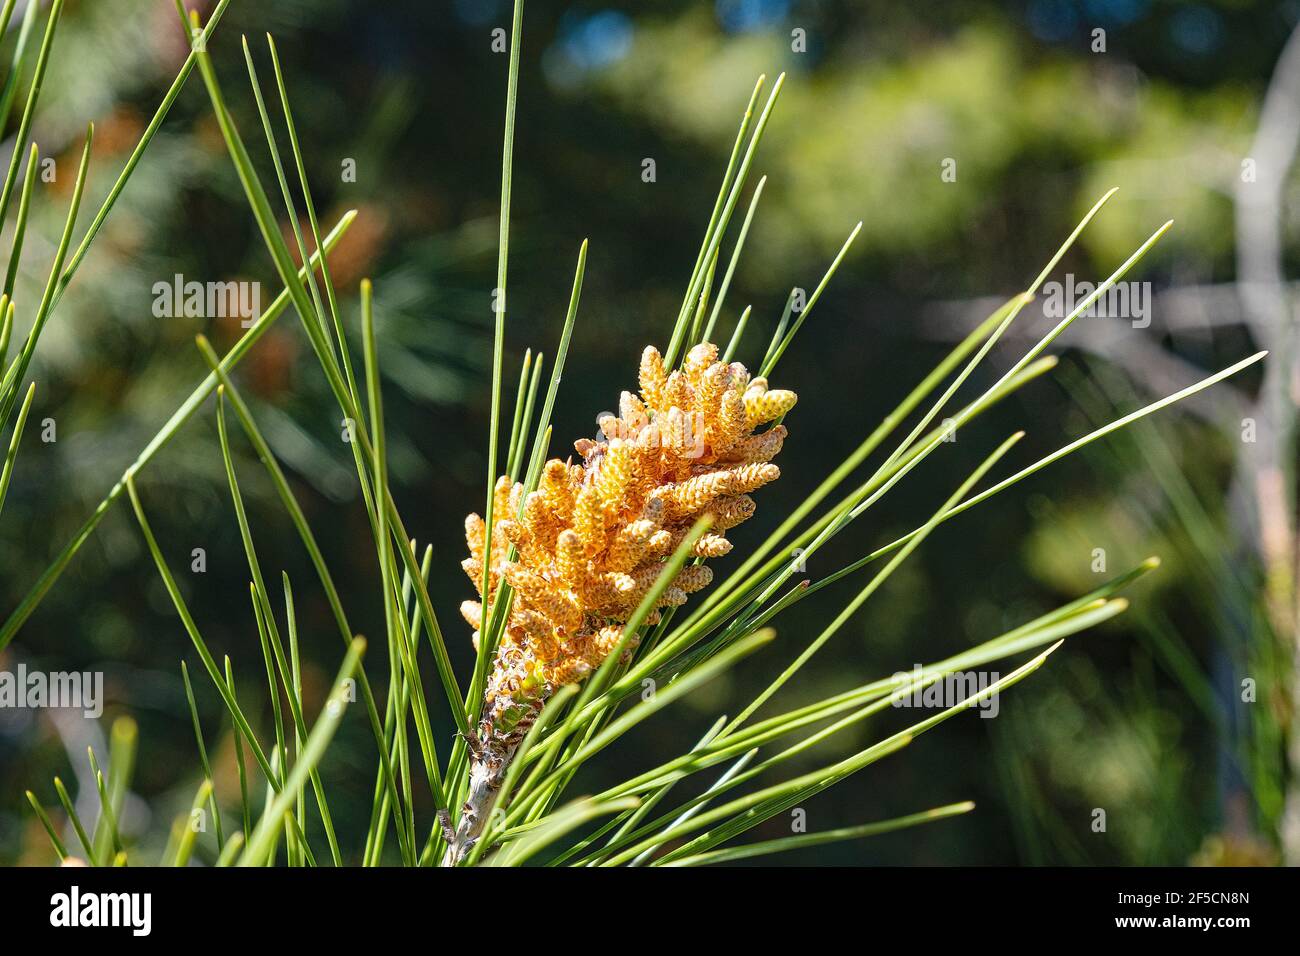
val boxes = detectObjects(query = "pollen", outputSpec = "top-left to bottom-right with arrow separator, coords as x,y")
465,342 -> 795,743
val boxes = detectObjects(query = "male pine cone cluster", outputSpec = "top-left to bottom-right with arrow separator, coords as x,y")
461,342 -> 796,744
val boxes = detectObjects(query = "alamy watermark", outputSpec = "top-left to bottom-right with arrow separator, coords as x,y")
152,274 -> 262,327
1042,274 -> 1152,329
0,663 -> 103,718
890,666 -> 1000,718
50,886 -> 151,936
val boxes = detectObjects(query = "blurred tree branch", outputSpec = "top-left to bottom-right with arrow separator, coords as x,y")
1239,18 -> 1300,866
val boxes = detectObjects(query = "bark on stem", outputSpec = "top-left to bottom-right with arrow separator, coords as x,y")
442,739 -> 515,865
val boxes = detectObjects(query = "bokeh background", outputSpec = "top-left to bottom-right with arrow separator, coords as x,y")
0,0 -> 1296,865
